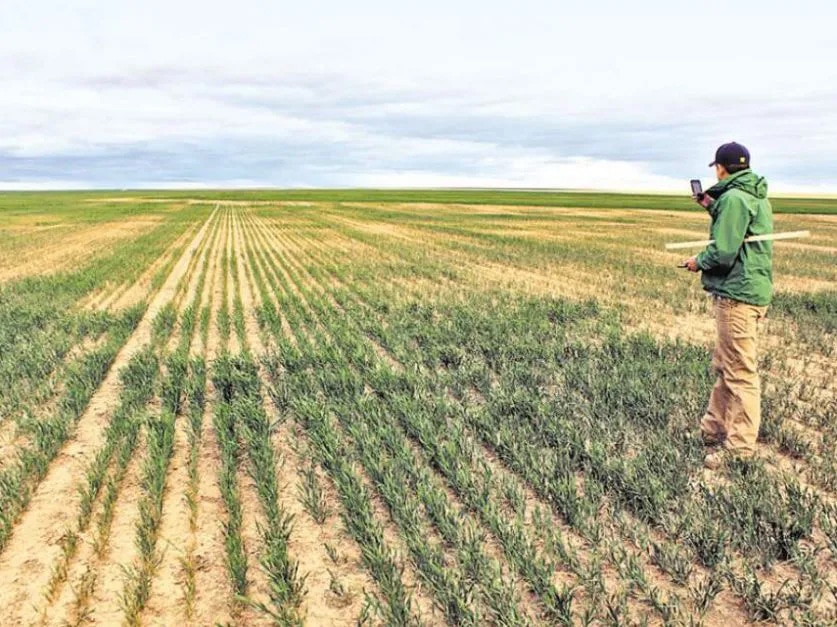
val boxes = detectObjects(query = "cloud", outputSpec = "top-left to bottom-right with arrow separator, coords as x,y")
1,1 -> 837,191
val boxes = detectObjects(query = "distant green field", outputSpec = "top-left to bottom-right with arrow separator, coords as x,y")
2,189 -> 837,214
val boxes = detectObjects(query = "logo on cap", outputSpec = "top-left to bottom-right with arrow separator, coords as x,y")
709,142 -> 751,168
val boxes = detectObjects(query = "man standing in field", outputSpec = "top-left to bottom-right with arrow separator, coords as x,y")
682,142 -> 774,470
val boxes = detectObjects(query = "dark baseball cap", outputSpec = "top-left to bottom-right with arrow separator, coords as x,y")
709,142 -> 750,168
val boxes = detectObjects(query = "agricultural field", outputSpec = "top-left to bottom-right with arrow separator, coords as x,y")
0,191 -> 835,626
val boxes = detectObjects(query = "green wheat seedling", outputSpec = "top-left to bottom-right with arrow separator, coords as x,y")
821,503 -> 837,555
69,565 -> 97,627
152,303 -> 178,345
323,542 -> 346,566
298,463 -> 330,524
727,564 -> 791,622
179,552 -> 197,619
44,529 -> 78,601
689,570 -> 724,615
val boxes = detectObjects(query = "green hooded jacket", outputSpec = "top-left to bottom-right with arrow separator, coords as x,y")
695,169 -> 774,306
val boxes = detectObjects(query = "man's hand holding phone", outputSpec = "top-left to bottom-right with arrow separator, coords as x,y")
690,179 -> 713,208
678,180 -> 706,272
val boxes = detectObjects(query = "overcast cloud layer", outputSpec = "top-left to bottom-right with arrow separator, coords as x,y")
2,0 -> 836,192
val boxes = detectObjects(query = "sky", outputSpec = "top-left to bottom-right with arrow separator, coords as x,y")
2,0 -> 837,192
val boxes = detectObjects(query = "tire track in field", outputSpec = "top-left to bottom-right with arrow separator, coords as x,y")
101,219 -> 199,312
238,210 -> 380,626
0,207 -> 217,626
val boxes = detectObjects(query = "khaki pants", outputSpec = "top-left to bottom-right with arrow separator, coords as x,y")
700,296 -> 768,457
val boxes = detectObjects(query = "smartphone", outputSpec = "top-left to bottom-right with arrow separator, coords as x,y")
690,179 -> 703,197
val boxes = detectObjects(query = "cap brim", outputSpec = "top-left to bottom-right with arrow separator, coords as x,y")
708,161 -> 717,167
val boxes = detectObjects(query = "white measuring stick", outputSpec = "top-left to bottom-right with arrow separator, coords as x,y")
664,230 -> 810,251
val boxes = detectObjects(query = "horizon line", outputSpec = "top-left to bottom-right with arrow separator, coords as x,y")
2,185 -> 837,199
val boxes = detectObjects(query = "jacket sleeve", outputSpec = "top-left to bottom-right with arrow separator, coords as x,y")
696,194 -> 750,272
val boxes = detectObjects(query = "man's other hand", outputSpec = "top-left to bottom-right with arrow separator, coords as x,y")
683,257 -> 700,272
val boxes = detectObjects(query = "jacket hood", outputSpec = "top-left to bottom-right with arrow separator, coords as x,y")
707,169 -> 768,200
